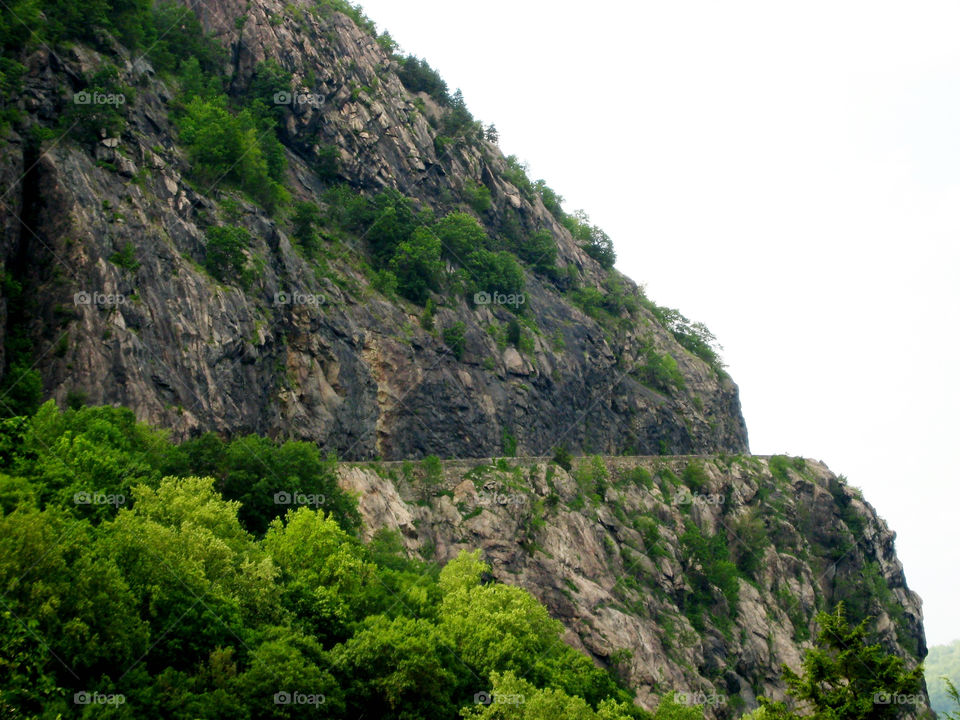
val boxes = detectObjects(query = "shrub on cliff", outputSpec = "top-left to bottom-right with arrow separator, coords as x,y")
754,603 -> 925,720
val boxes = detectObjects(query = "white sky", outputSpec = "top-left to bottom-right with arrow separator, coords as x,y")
358,0 -> 960,647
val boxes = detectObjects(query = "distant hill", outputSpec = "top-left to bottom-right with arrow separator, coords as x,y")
927,639 -> 960,716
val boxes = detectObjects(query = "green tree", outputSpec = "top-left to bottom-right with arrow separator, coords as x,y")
390,227 -> 443,304
332,615 -> 460,719
290,201 -> 323,258
262,508 -> 376,644
758,603 -> 925,720
443,322 -> 467,360
204,225 -> 251,284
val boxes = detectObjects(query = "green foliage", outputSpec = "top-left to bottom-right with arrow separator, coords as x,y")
66,64 -> 133,144
441,89 -> 482,141
463,180 -> 492,213
758,604 -> 925,720
109,241 -> 140,272
290,200 -> 323,258
731,509 -> 769,580
679,519 -> 739,632
926,640 -> 960,716
396,55 -> 450,104
204,225 -> 251,284
443,322 -> 467,360
634,342 -> 685,394
391,227 -> 443,304
248,59 -> 293,121
174,94 -> 288,211
0,273 -> 43,418
421,454 -> 443,484
314,0 -> 378,36
312,144 -> 341,180
435,211 -> 491,262
642,302 -> 724,372
564,211 -> 616,269
502,427 -> 518,457
515,229 -> 558,274
552,446 -> 573,472
148,2 -> 226,76
467,249 -> 525,304
681,461 -> 708,492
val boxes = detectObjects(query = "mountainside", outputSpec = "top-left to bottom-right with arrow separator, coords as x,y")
0,0 -> 747,459
338,454 -> 927,717
0,0 -> 931,718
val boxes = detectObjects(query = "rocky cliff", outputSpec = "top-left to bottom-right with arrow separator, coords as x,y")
338,454 -> 928,718
0,0 -> 930,717
0,0 -> 747,459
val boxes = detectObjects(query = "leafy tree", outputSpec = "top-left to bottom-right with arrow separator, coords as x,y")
204,225 -> 251,284
757,603 -> 925,720
175,95 -> 287,210
248,59 -> 293,121
262,508 -> 376,644
390,227 -> 443,304
434,211 -> 491,262
516,229 -> 558,273
463,180 -> 492,213
148,1 -> 225,75
396,55 -> 450,104
332,615 -> 460,719
67,64 -> 133,144
290,201 -> 323,258
443,322 -> 467,360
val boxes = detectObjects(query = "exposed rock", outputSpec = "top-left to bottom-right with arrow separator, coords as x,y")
0,1 -> 748,460
338,455 -> 929,719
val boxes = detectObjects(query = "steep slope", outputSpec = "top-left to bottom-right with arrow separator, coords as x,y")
338,454 -> 929,718
0,0 -> 746,458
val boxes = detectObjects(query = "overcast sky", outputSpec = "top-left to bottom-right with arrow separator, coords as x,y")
358,0 -> 960,646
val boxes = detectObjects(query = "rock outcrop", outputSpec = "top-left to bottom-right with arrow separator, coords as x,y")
0,0 -> 747,459
338,455 -> 928,718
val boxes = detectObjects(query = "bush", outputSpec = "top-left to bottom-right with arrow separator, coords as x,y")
389,227 -> 443,305
552,446 -> 573,472
564,211 -> 616,269
466,249 -> 525,304
442,322 -> 466,360
148,2 -> 225,75
396,55 -> 449,104
515,229 -> 558,273
67,65 -> 133,144
433,211 -> 490,263
204,225 -> 251,284
174,95 -> 287,211
635,343 -> 685,393
290,201 -> 322,258
462,180 -> 491,213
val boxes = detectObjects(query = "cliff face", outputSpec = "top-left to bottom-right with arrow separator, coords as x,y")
0,0 -> 747,459
0,1 -> 930,717
338,455 -> 928,718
